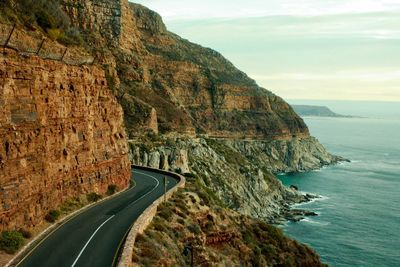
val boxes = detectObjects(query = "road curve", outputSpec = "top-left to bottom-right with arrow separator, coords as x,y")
16,168 -> 179,267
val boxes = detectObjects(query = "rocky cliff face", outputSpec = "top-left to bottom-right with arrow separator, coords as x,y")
127,3 -> 310,139
0,48 -> 131,231
61,0 -> 309,140
128,136 -> 340,222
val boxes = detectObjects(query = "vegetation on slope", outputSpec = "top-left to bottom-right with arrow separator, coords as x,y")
133,175 -> 327,266
0,0 -> 82,45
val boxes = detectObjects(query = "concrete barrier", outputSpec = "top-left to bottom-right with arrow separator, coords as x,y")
117,165 -> 186,267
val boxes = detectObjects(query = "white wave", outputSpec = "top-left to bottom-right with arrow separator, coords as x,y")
301,217 -> 330,226
338,160 -> 353,166
291,193 -> 330,207
300,192 -> 330,201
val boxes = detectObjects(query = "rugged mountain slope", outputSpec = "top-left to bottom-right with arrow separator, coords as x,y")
126,4 -> 309,139
133,184 -> 327,267
62,0 -> 309,140
61,0 -> 339,228
129,135 -> 339,222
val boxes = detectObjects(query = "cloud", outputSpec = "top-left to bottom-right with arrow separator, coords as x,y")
168,12 -> 400,41
251,70 -> 400,82
131,0 -> 400,20
130,1 -> 400,102
251,70 -> 400,101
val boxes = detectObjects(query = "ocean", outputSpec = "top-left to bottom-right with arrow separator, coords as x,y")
278,102 -> 400,267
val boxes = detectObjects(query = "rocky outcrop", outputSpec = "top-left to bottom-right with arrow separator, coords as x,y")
224,137 -> 343,173
128,136 -> 339,222
0,48 -> 131,231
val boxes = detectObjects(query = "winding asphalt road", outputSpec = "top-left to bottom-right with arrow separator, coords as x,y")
17,168 -> 179,267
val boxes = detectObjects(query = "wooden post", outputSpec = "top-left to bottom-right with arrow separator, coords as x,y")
36,39 -> 45,55
163,176 -> 167,203
91,55 -> 97,65
4,23 -> 16,48
60,47 -> 68,61
183,244 -> 194,267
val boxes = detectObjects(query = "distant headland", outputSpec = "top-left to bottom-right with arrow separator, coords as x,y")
292,105 -> 358,118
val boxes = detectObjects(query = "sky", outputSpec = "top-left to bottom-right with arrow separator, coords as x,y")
131,0 -> 400,102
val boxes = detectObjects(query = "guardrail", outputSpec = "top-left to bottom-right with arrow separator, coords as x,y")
117,165 -> 186,267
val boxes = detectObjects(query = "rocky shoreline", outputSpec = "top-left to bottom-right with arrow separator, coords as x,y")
273,190 -> 320,224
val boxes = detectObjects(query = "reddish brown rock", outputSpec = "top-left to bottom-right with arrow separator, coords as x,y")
61,0 -> 309,140
0,48 -> 131,231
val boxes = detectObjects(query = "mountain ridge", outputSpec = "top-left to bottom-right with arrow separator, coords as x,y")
62,0 -> 310,140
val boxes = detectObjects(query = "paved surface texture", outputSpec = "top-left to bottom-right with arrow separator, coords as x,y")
17,168 -> 178,267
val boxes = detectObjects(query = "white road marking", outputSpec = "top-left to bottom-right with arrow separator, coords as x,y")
125,171 -> 160,209
70,170 -> 160,267
70,215 -> 115,267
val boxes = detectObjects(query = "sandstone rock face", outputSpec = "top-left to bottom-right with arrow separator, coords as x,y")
0,49 -> 131,231
124,3 -> 309,139
61,0 -> 309,140
128,136 -> 338,221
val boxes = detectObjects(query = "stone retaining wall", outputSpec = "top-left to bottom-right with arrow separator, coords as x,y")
117,165 -> 186,267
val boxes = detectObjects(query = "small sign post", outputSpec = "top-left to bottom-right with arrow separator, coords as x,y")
183,244 -> 194,267
163,176 -> 167,203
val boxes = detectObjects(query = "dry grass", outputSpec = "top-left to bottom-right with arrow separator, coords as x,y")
132,182 -> 327,267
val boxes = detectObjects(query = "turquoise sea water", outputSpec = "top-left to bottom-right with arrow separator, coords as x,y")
278,116 -> 400,267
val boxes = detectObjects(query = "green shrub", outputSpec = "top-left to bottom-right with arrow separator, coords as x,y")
106,184 -> 118,196
45,209 -> 61,223
187,224 -> 202,234
153,221 -> 167,232
86,192 -> 102,202
183,173 -> 196,179
47,28 -> 61,41
18,229 -> 32,239
157,204 -> 173,220
58,28 -> 83,45
242,229 -> 257,247
0,231 -> 25,254
0,0 -> 83,46
60,197 -> 82,213
36,9 -> 58,29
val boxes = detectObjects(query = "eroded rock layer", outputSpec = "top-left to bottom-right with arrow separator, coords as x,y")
0,49 -> 131,230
